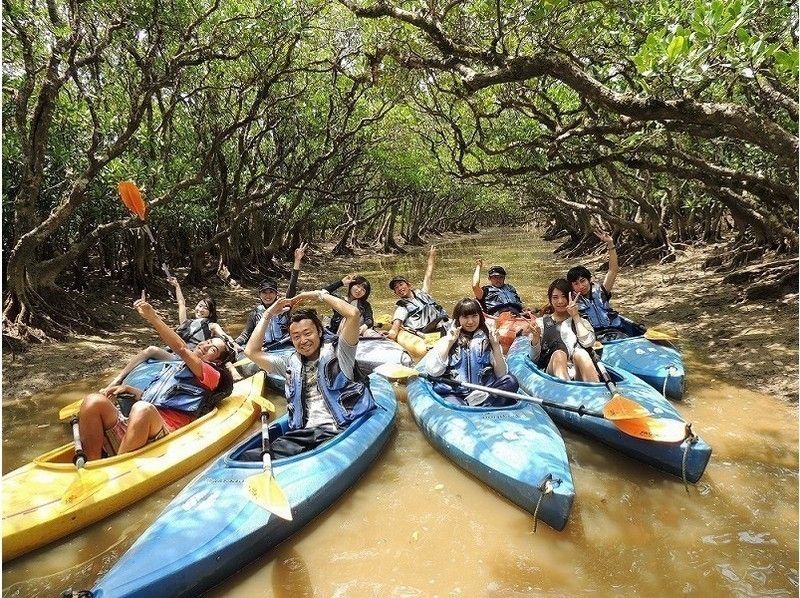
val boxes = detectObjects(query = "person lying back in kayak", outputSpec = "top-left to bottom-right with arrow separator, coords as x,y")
105,276 -> 236,387
244,289 -> 375,458
566,230 -> 624,338
526,279 -> 599,382
472,259 -> 524,316
78,298 -> 235,460
234,242 -> 307,350
323,273 -> 375,335
386,245 -> 449,339
419,298 -> 519,406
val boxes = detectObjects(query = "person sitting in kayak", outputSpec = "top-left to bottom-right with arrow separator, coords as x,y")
244,289 -> 375,458
234,242 -> 307,350
420,298 -> 519,406
386,245 -> 449,339
566,230 -> 624,338
105,276 -> 236,387
526,279 -> 599,382
472,259 -> 524,315
78,297 -> 235,460
323,273 -> 375,336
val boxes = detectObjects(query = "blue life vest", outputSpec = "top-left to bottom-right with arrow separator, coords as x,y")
253,304 -> 290,346
432,330 -> 496,397
140,362 -> 217,414
396,290 -> 447,332
175,318 -> 211,350
577,282 -> 622,329
284,339 -> 375,431
481,284 -> 523,315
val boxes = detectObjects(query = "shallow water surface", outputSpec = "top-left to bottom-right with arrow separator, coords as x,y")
2,230 -> 797,596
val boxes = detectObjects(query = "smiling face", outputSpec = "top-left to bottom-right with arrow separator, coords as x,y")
549,287 -> 570,315
488,273 -> 505,288
392,281 -> 412,299
259,288 -> 278,306
289,318 -> 322,359
571,276 -> 591,298
194,338 -> 227,363
194,300 -> 210,319
458,312 -> 481,333
350,283 -> 367,300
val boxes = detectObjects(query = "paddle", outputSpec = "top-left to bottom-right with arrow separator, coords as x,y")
644,328 -> 679,342
61,415 -> 109,508
374,364 -> 686,442
243,394 -> 292,520
118,180 -> 171,277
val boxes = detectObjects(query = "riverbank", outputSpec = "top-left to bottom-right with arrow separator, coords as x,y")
2,235 -> 797,403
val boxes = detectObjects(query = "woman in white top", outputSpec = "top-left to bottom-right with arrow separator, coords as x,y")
527,278 -> 599,382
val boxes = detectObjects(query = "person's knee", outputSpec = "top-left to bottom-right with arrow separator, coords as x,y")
127,400 -> 158,423
80,393 -> 113,414
145,345 -> 161,356
573,348 -> 591,365
550,350 -> 568,365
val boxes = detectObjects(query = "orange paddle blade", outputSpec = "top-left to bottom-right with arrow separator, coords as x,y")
118,181 -> 147,220
602,394 -> 651,420
613,417 -> 688,443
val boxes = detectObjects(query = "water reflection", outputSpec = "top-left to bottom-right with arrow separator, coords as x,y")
3,230 -> 798,596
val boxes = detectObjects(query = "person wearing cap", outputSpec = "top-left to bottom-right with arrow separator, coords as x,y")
472,258 -> 524,315
234,243 -> 307,349
386,245 -> 449,340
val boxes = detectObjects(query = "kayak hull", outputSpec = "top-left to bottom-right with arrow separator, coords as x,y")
2,365 -> 262,561
599,317 -> 685,400
507,338 -> 710,483
89,374 -> 397,598
406,378 -> 574,531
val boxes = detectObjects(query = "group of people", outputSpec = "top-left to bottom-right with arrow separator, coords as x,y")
77,230 -> 624,461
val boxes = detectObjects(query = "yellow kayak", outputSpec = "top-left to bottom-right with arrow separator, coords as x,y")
2,372 -> 264,561
374,315 -> 439,360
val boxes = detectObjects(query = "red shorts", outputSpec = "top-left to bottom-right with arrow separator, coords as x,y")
102,405 -> 191,456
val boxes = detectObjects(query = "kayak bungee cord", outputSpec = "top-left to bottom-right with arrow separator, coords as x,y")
681,423 -> 698,493
532,474 -> 561,533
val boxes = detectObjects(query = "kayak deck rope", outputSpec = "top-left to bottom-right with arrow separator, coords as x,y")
662,365 -> 679,398
681,423 -> 698,493
532,474 -> 561,533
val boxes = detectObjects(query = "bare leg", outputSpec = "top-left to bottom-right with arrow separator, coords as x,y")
546,350 -> 570,381
107,346 -> 174,387
117,402 -> 168,454
572,348 -> 600,382
78,393 -> 121,460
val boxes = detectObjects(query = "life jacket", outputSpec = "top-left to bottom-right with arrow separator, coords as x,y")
432,329 -> 496,397
254,304 -> 290,347
140,362 -> 222,415
175,318 -> 212,350
539,315 -> 574,362
576,282 -> 622,329
396,291 -> 448,332
481,284 -> 523,315
284,338 -> 375,431
329,298 -> 371,333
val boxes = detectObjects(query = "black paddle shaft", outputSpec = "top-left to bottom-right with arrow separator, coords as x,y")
423,374 -> 605,419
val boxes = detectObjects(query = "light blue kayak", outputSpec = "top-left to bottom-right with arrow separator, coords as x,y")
598,316 -> 685,400
406,377 -> 575,531
87,374 -> 397,598
507,338 -> 710,483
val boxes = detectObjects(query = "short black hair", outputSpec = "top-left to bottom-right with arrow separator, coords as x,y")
388,276 -> 409,290
289,308 -> 324,334
566,266 -> 592,283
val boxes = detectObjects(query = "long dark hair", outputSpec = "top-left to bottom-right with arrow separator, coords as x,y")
200,296 -> 218,322
451,298 -> 490,337
542,278 -> 571,315
347,276 -> 371,301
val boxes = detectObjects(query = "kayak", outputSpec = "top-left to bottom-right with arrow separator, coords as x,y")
506,337 -> 711,483
406,377 -> 574,531
87,374 -> 397,597
2,365 -> 262,561
597,316 -> 685,400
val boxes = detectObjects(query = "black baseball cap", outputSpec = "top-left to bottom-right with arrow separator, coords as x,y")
259,278 -> 278,292
388,276 -> 409,290
488,265 -> 507,277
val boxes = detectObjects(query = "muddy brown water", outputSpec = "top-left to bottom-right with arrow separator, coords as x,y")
3,230 -> 798,596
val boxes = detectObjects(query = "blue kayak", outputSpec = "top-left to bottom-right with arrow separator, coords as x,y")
406,377 -> 575,531
507,338 -> 710,483
598,317 -> 685,400
88,374 -> 397,597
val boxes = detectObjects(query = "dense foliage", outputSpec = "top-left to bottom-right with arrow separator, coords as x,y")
3,0 -> 797,339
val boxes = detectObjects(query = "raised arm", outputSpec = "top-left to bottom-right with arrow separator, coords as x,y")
133,297 -> 204,378
244,297 -> 294,369
595,230 -> 618,292
472,257 -> 484,300
168,276 -> 188,324
421,245 -> 437,294
286,242 -> 308,299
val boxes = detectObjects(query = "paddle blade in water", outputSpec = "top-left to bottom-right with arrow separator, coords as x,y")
58,399 -> 83,422
61,468 -> 109,509
614,417 -> 688,443
244,473 -> 292,520
602,394 -> 651,420
373,363 -> 420,381
117,181 -> 147,220
644,329 -> 679,342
